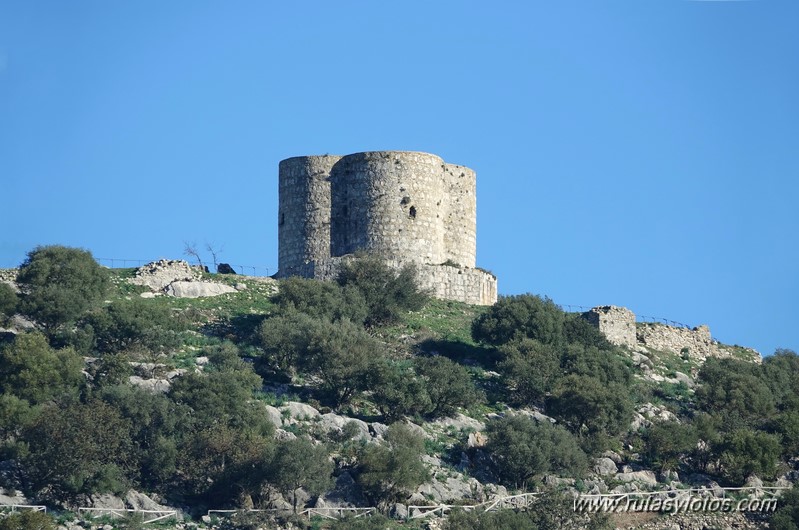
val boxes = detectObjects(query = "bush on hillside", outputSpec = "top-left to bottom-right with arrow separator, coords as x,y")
0,332 -> 84,404
336,256 -> 428,327
0,283 -> 17,320
471,294 -> 565,346
356,422 -> 430,509
16,245 -> 109,330
274,276 -> 368,324
485,415 -> 588,488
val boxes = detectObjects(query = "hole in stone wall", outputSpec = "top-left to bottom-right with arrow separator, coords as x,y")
409,206 -> 417,219
279,213 -> 285,226
400,196 -> 411,206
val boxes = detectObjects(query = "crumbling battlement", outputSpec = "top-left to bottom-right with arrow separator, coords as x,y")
276,151 -> 496,305
583,305 -> 760,362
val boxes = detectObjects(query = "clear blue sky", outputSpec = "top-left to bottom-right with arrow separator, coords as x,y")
1,1 -> 797,356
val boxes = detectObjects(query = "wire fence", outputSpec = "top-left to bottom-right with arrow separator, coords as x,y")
2,257 -> 697,330
562,304 -> 694,330
94,258 -> 274,277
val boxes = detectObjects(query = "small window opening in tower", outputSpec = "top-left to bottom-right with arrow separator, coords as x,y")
409,206 -> 417,219
279,213 -> 285,226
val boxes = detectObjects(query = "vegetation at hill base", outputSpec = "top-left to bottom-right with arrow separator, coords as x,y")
0,245 -> 796,530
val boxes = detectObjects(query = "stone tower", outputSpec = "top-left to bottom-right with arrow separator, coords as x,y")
276,151 -> 496,305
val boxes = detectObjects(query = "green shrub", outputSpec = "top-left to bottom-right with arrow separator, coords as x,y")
545,375 -> 633,453
22,399 -> 135,500
771,485 -> 799,530
337,256 -> 428,327
371,361 -> 432,421
265,437 -> 333,513
498,339 -> 561,405
472,294 -> 565,346
0,510 -> 56,530
0,283 -> 17,320
79,298 -> 185,355
356,422 -> 430,508
485,415 -> 588,488
642,421 -> 698,472
413,356 -> 483,418
274,276 -> 368,324
0,333 -> 84,404
16,245 -> 109,330
716,428 -> 781,485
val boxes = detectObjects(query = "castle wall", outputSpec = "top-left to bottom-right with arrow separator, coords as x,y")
582,306 -> 637,348
330,151 -> 448,264
276,150 -> 493,305
442,163 -> 476,267
583,305 -> 760,362
289,256 -> 497,306
636,323 -> 714,359
278,155 -> 339,275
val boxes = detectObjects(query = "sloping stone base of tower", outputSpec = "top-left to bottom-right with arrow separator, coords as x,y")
275,257 -> 497,306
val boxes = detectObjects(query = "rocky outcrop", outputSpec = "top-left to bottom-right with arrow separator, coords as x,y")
164,281 -> 236,298
129,260 -> 239,299
130,260 -> 198,291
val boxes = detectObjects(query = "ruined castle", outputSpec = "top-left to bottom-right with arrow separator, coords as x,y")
275,151 -> 497,305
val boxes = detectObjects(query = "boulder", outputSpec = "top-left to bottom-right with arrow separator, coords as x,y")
124,490 -> 170,511
264,405 -> 283,428
165,281 -> 236,298
89,493 -> 126,509
217,263 -> 237,275
593,457 -> 618,476
318,413 -> 370,440
280,401 -> 321,422
431,413 -> 485,432
369,422 -> 389,439
467,431 -> 487,448
616,470 -> 657,486
416,476 -> 482,503
129,376 -> 171,393
673,371 -> 694,387
391,503 -> 408,519
0,488 -> 29,506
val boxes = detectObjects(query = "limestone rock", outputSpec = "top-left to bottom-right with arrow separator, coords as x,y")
431,413 -> 485,432
616,470 -> 657,486
165,281 -> 236,298
416,476 -> 482,503
673,371 -> 694,387
593,457 -> 618,476
369,422 -> 389,439
467,431 -> 487,448
264,405 -> 283,428
0,487 -> 29,506
130,260 -> 197,291
280,401 -> 320,422
89,493 -> 126,509
129,376 -> 171,393
318,413 -> 370,440
124,490 -> 171,511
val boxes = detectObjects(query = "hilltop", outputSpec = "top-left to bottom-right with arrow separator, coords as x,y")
0,247 -> 797,530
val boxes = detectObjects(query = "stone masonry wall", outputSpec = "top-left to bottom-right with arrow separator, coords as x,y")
276,151 -> 490,305
584,305 -> 760,361
285,256 -> 497,306
582,306 -> 637,348
636,323 -> 713,359
278,155 -> 339,273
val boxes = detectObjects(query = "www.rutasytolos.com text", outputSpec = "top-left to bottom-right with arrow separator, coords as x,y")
574,494 -> 778,514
